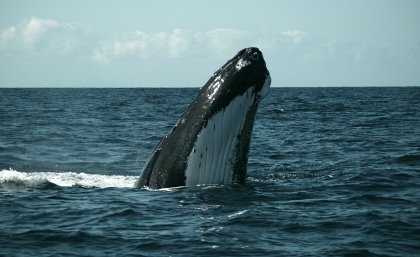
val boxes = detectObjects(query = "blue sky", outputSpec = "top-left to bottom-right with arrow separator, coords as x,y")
0,0 -> 419,87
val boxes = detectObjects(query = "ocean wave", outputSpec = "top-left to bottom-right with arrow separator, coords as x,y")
0,169 -> 137,190
397,153 -> 420,165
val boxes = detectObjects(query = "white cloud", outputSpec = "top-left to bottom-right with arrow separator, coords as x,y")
167,29 -> 191,58
3,17 -> 417,77
0,26 -> 17,44
2,18 -> 314,63
281,30 -> 307,44
92,29 -> 190,63
0,17 -> 87,56
22,17 -> 60,45
91,28 -> 249,63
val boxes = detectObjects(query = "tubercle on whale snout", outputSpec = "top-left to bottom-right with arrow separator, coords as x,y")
217,48 -> 265,72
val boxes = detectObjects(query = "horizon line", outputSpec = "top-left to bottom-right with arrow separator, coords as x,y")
0,85 -> 419,89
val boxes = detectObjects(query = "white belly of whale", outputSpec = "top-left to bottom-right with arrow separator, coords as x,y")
185,87 -> 256,186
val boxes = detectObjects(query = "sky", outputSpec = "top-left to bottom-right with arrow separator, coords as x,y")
0,0 -> 419,87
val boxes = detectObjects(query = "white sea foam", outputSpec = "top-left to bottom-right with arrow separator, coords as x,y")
0,169 -> 137,189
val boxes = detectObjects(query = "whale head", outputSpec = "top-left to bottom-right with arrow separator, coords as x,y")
136,47 -> 271,189
200,47 -> 271,111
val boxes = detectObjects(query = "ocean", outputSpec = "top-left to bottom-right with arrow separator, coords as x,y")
0,87 -> 419,257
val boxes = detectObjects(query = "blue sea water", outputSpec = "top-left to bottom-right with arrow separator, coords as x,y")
0,87 -> 419,257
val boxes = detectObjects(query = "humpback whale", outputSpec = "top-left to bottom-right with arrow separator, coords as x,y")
135,47 -> 271,189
